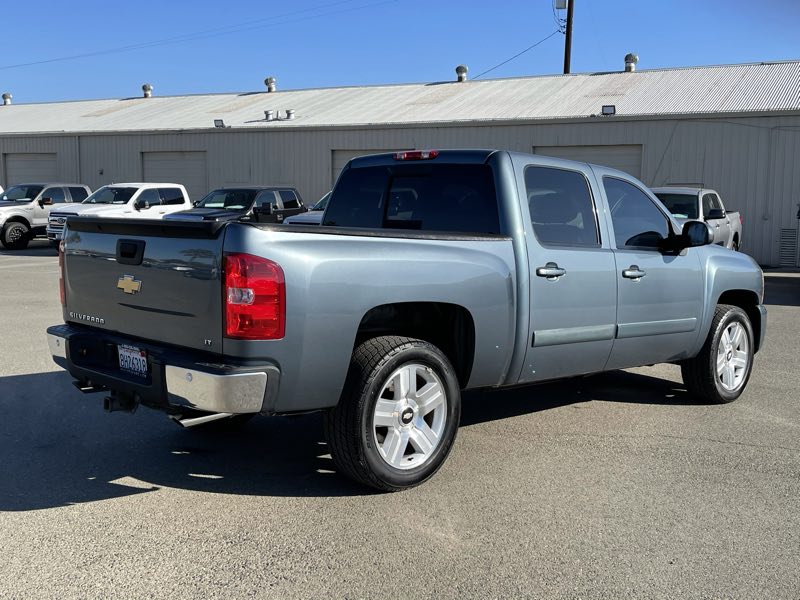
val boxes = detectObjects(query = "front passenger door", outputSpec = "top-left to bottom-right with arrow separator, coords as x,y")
602,175 -> 704,369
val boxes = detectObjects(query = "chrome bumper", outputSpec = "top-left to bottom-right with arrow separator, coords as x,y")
47,329 -> 276,414
164,366 -> 267,414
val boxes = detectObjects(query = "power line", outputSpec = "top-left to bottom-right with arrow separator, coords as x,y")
473,30 -> 561,80
0,0 -> 395,71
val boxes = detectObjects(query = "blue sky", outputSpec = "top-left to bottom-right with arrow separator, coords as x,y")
2,0 -> 799,103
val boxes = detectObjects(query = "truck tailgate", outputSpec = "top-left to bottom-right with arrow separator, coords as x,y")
63,217 -> 226,353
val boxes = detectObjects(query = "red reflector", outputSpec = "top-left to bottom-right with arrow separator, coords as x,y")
224,253 -> 285,340
394,150 -> 439,161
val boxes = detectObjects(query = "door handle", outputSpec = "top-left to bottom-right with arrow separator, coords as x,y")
536,262 -> 566,280
622,265 -> 646,280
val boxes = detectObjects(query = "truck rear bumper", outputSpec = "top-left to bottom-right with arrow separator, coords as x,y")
47,324 -> 280,415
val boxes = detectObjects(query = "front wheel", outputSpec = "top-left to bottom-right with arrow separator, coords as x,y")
681,304 -> 754,403
1,222 -> 30,250
324,336 -> 461,491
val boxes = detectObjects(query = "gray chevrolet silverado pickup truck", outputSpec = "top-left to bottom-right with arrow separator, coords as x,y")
47,150 -> 766,491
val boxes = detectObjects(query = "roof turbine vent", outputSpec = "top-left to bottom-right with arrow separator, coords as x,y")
624,53 -> 639,73
142,83 -> 153,98
265,77 -> 277,93
455,64 -> 468,82
286,109 -> 295,120
1,92 -> 11,106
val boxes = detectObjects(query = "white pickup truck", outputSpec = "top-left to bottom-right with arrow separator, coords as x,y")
0,182 -> 92,249
652,187 -> 742,251
47,183 -> 191,242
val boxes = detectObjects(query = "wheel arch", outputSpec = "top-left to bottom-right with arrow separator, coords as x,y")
354,302 -> 476,388
716,289 -> 762,351
3,215 -> 32,229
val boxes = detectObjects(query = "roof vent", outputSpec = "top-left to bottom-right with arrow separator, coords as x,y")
455,65 -> 468,82
624,53 -> 639,73
1,92 -> 11,106
142,83 -> 153,98
286,109 -> 295,120
264,109 -> 275,121
265,77 -> 277,93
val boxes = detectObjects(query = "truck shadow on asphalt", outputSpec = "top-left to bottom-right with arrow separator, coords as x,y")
0,368 -> 701,511
0,240 -> 58,257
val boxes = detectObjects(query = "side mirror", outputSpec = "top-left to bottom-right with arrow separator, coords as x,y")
682,220 -> 714,247
39,197 -> 53,207
134,200 -> 150,211
705,208 -> 725,220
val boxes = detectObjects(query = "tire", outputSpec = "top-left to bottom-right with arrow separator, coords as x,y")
681,304 -> 754,404
1,221 -> 30,250
324,336 -> 461,491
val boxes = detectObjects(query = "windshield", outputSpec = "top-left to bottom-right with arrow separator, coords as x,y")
311,192 -> 331,211
194,189 -> 259,211
83,186 -> 138,205
655,193 -> 699,219
0,185 -> 44,202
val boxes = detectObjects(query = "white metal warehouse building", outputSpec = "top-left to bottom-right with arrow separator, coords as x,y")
1,60 -> 799,266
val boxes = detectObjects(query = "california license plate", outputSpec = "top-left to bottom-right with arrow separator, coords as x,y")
118,344 -> 148,378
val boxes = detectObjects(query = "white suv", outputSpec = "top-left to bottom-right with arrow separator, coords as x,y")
47,183 -> 191,242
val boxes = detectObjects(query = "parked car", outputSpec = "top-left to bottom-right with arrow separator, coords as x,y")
165,187 -> 306,224
0,183 -> 91,249
284,192 -> 329,225
48,150 -> 765,491
651,187 -> 742,250
46,183 -> 191,243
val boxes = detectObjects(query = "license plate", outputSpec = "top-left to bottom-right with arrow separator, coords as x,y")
118,344 -> 148,378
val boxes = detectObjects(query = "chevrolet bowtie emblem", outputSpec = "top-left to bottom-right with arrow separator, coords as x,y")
117,275 -> 142,295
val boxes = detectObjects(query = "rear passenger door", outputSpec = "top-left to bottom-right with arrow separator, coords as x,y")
601,175 -> 704,369
517,161 -> 617,383
705,192 -> 729,246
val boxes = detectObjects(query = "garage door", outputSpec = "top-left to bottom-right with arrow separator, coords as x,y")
142,151 -> 207,202
5,153 -> 58,184
332,149 -> 407,186
533,145 -> 642,179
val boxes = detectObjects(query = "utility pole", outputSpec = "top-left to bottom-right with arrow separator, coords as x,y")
563,0 -> 575,74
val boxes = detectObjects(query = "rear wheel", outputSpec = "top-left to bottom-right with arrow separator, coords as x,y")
1,221 -> 30,250
681,304 -> 754,403
732,236 -> 740,251
324,336 -> 461,491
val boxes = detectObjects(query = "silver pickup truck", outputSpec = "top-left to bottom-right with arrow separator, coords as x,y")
652,187 -> 743,251
47,150 -> 766,491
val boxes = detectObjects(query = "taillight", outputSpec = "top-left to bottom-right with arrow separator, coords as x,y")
224,253 -> 285,340
394,150 -> 439,161
739,215 -> 743,225
58,240 -> 66,306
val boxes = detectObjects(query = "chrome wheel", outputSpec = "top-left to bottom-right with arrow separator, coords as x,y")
716,321 -> 749,392
372,363 -> 447,470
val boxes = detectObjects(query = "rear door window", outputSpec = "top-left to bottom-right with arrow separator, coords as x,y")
323,163 -> 500,234
278,190 -> 300,209
525,166 -> 599,247
158,187 -> 186,205
68,187 -> 89,202
137,188 -> 161,206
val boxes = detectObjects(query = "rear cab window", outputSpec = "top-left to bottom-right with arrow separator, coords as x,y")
323,163 -> 501,234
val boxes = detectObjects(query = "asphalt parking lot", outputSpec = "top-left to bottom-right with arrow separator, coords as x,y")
1,241 -> 798,599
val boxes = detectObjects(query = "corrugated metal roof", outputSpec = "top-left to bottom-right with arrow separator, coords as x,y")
1,61 -> 798,134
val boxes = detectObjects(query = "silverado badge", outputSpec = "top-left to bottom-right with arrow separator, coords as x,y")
117,275 -> 142,295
